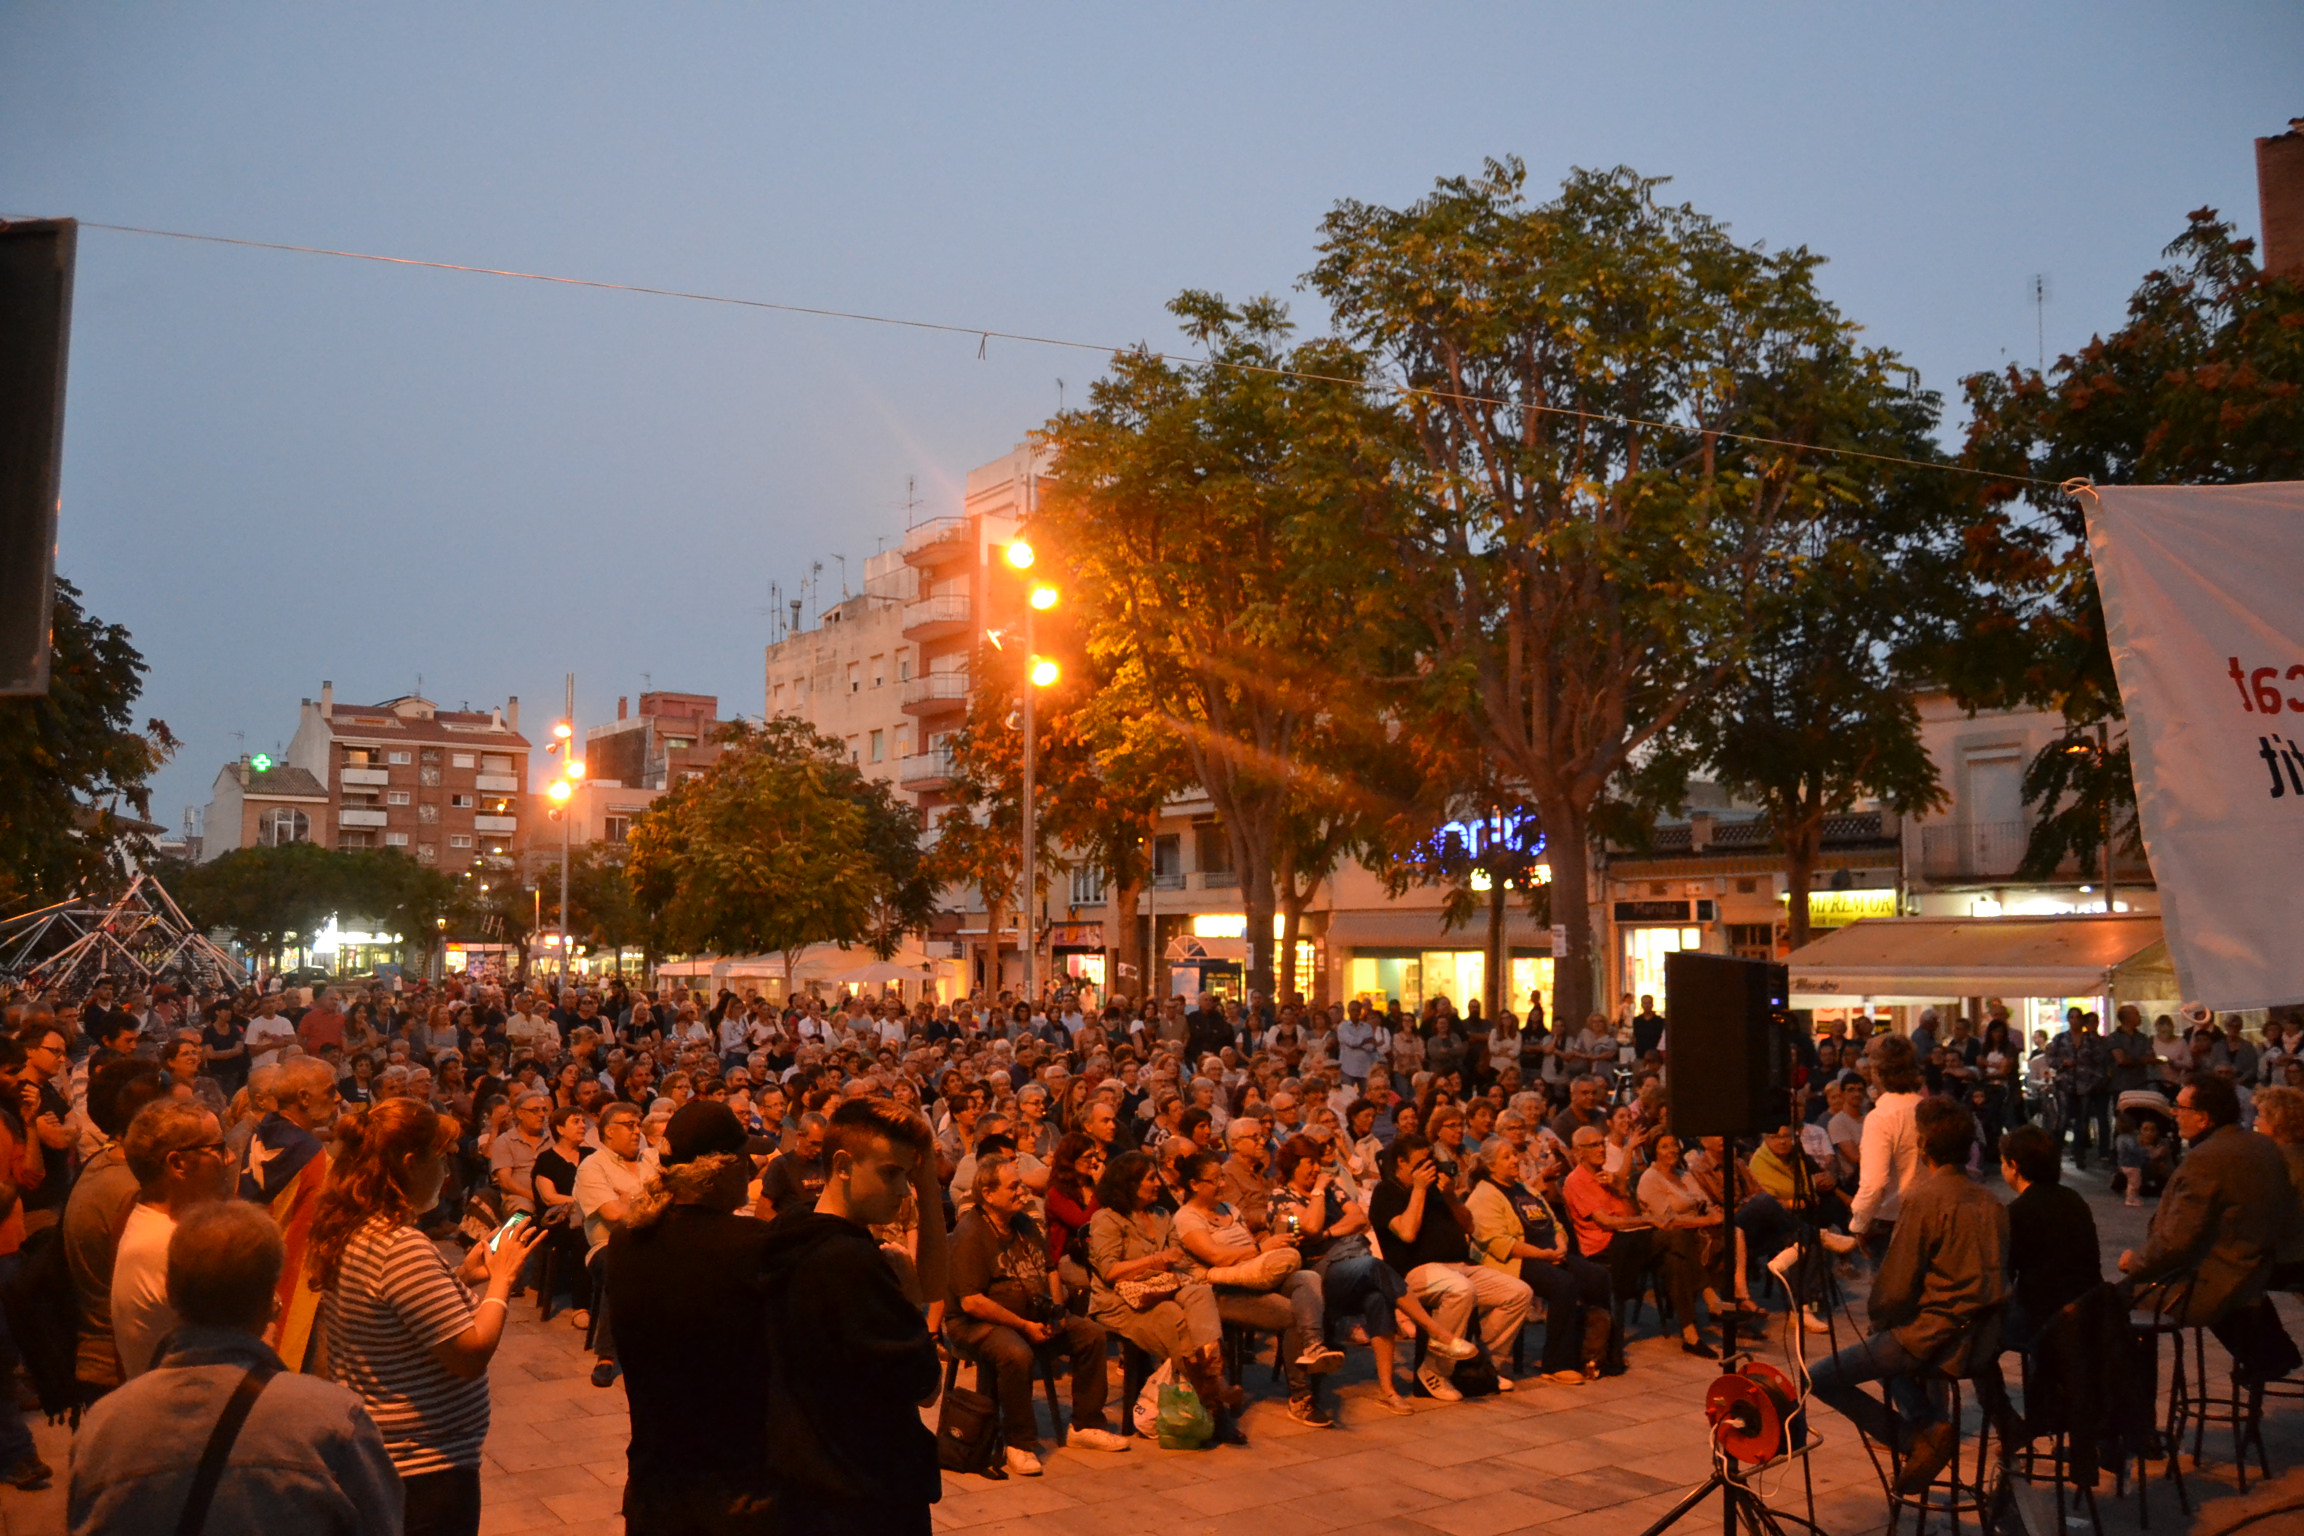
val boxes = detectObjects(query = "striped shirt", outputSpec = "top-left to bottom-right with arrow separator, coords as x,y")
321,1217 -> 489,1474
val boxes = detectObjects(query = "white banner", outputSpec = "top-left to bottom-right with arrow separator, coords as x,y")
2087,481 -> 2304,1008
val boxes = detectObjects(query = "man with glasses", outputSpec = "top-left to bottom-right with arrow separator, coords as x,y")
15,1016 -> 76,1235
110,1100 -> 236,1380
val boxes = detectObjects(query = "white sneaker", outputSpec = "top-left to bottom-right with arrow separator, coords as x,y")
1416,1362 -> 1463,1402
1003,1445 -> 1043,1477
1431,1333 -> 1480,1361
1296,1344 -> 1347,1374
1494,1374 -> 1516,1392
1801,1308 -> 1832,1335
1819,1229 -> 1859,1256
1067,1427 -> 1129,1453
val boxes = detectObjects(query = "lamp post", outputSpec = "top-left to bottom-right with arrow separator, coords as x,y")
2064,723 -> 2117,914
1007,539 -> 1059,1005
548,674 -> 581,986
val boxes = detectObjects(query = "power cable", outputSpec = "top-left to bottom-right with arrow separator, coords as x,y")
6,213 -> 2070,492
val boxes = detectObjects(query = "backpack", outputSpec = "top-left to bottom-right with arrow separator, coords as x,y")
0,1223 -> 82,1421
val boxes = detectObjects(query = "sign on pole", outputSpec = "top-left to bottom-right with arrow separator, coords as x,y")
2086,481 -> 2304,1007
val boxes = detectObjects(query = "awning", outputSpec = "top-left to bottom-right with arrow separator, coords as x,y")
1166,934 -> 1244,963
1323,910 -> 1552,951
1788,914 -> 2178,1003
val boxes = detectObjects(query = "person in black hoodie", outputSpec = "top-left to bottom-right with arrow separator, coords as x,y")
759,1095 -> 948,1536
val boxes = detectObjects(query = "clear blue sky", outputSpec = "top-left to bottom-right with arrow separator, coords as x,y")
3,3 -> 2297,834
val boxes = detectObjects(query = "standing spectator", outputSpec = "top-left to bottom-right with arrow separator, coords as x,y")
310,1098 -> 538,1536
245,995 -> 299,1073
1369,1133 -> 1529,1401
946,1157 -> 1128,1474
67,1202 -> 402,1536
15,1013 -> 76,1235
161,1033 -> 228,1117
1630,994 -> 1667,1059
300,989 -> 349,1055
573,1102 -> 652,1387
2045,1008 -> 2112,1170
112,1100 -> 235,1381
63,1061 -> 170,1408
200,1000 -> 250,1097
1850,1034 -> 1925,1243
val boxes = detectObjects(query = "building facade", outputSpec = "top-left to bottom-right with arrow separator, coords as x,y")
586,692 -> 725,791
198,759 -> 335,859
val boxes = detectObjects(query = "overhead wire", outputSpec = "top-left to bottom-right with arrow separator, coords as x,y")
9,213 -> 2070,492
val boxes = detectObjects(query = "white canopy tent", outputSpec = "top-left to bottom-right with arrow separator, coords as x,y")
1787,912 -> 2179,1007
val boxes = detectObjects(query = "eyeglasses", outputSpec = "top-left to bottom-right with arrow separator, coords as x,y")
173,1140 -> 228,1157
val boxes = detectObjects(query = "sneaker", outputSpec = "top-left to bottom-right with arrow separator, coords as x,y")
1295,1344 -> 1347,1375
1287,1394 -> 1336,1428
1819,1229 -> 1859,1256
1493,1374 -> 1516,1391
0,1457 -> 52,1491
1375,1392 -> 1414,1415
1415,1362 -> 1463,1402
1067,1426 -> 1130,1453
591,1359 -> 620,1387
1430,1333 -> 1480,1361
1895,1422 -> 1959,1495
1004,1445 -> 1044,1477
1543,1369 -> 1588,1386
1801,1309 -> 1832,1335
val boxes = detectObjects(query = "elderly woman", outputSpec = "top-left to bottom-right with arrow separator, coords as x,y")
1085,1152 -> 1242,1444
1173,1149 -> 1344,1428
1468,1138 -> 1612,1383
1638,1132 -> 1761,1323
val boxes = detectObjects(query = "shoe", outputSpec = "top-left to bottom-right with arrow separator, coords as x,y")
1287,1394 -> 1336,1428
1895,1422 -> 1959,1494
1068,1427 -> 1129,1453
1543,1369 -> 1588,1386
1415,1362 -> 1463,1402
2125,1196 -> 2142,1208
1295,1344 -> 1347,1375
569,1309 -> 591,1330
1375,1392 -> 1415,1414
1681,1338 -> 1719,1359
590,1360 -> 620,1388
1345,1322 -> 1371,1347
1493,1374 -> 1516,1391
1819,1229 -> 1859,1256
1004,1445 -> 1044,1477
0,1457 -> 52,1491
1801,1309 -> 1832,1335
1430,1333 -> 1479,1361
1212,1417 -> 1249,1447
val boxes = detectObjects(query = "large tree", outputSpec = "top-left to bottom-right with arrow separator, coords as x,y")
172,843 -> 455,973
1952,208 -> 2304,876
1311,159 -> 1939,1024
1036,291 -> 1399,1000
0,579 -> 176,910
625,717 -> 933,986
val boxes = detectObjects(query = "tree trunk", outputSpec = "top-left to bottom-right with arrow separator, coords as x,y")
1108,872 -> 1144,1006
1542,801 -> 1598,1030
1239,848 -> 1279,1004
1279,888 -> 1305,1006
1782,807 -> 1824,953
1484,876 -> 1507,1023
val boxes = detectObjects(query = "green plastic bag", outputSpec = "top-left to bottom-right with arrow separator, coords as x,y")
1154,1379 -> 1213,1449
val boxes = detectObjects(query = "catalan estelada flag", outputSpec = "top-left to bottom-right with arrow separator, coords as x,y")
243,1111 -> 330,1371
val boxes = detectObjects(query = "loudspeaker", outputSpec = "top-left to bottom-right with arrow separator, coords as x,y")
1664,951 -> 1789,1137
0,217 -> 75,697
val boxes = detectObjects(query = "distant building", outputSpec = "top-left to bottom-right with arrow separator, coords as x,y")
586,692 -> 726,791
198,758 -> 334,859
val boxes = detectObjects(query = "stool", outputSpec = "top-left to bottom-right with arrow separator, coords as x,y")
1886,1364 -> 2017,1536
2174,1320 -> 2272,1488
941,1338 -> 1068,1444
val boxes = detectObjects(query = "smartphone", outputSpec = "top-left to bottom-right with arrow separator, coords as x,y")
488,1210 -> 532,1252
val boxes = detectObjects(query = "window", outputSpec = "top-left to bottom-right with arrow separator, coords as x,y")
847,736 -> 860,762
899,655 -> 913,682
387,790 -> 411,806
847,662 -> 861,694
416,843 -> 437,863
1727,923 -> 1776,960
448,833 -> 473,848
450,793 -> 475,808
604,816 -> 630,844
480,754 -> 513,775
418,803 -> 440,824
1071,864 -> 1108,905
451,752 -> 475,769
1735,877 -> 1758,894
1153,834 -> 1184,887
871,654 -> 886,688
1195,822 -> 1234,875
387,750 -> 412,765
258,807 -> 309,846
343,747 -> 377,768
869,729 -> 884,763
385,831 -> 409,847
338,831 -> 374,849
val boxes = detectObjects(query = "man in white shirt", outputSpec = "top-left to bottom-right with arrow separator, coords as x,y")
505,993 -> 558,1060
1337,1003 -> 1378,1085
110,1100 -> 235,1379
1849,1034 -> 1925,1241
243,1000 -> 298,1072
573,1102 -> 654,1387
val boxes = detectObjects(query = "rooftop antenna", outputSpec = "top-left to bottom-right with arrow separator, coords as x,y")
641,671 -> 652,693
901,474 -> 923,529
810,559 -> 824,621
2030,274 -> 2049,373
1057,377 -> 1066,413
833,552 -> 849,599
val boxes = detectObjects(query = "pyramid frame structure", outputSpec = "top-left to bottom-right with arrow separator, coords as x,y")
0,873 -> 249,995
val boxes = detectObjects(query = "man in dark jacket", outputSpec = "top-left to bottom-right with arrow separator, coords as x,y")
759,1096 -> 947,1536
1997,1123 -> 2100,1352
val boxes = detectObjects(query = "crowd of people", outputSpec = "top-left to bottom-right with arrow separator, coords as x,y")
0,970 -> 2300,1535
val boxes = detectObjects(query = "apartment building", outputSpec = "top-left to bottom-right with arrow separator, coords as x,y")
586,692 -> 725,791
199,758 -> 335,857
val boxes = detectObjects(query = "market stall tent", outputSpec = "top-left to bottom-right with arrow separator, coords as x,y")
1787,913 -> 2178,1007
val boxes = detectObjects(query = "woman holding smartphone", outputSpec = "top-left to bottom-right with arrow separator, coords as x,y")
309,1097 -> 540,1536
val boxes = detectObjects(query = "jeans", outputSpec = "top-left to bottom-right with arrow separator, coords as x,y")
1519,1254 -> 1612,1374
401,1466 -> 484,1536
1404,1262 -> 1532,1371
0,1252 -> 34,1467
2065,1089 -> 2113,1166
1801,1329 -> 1937,1452
1316,1251 -> 1404,1337
1213,1269 -> 1326,1392
945,1314 -> 1112,1440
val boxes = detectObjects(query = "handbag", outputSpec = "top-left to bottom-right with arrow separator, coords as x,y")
1115,1270 -> 1185,1309
934,1382 -> 1006,1478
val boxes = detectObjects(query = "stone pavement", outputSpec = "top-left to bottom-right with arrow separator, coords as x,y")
8,1168 -> 2304,1536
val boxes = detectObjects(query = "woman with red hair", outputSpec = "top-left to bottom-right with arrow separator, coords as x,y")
310,1098 -> 539,1536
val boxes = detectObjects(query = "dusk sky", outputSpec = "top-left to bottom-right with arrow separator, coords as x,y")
2,4 -> 2297,834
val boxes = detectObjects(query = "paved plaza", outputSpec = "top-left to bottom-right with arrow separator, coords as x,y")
8,1171 -> 2304,1536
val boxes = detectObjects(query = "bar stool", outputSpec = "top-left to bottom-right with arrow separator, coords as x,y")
1886,1362 -> 2016,1536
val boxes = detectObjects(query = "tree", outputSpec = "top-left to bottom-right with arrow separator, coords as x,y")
171,843 -> 453,973
1037,291 -> 1400,1000
1311,159 -> 1938,1025
1952,208 -> 2304,877
625,717 -> 933,987
0,579 -> 177,911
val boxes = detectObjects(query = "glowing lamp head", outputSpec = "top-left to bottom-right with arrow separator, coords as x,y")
566,759 -> 585,779
1029,657 -> 1061,688
547,780 -> 573,803
553,720 -> 574,740
1029,584 -> 1058,611
1005,539 -> 1036,571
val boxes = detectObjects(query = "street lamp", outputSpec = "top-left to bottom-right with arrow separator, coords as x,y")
1010,548 -> 1058,1005
2062,721 -> 2117,914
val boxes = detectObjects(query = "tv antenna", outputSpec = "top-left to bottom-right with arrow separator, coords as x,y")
901,474 -> 924,529
2030,274 -> 2050,373
833,552 -> 849,599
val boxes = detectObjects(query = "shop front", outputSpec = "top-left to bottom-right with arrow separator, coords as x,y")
1325,911 -> 1554,1020
1047,921 -> 1109,995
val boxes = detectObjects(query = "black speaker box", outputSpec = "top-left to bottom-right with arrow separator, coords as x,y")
0,218 -> 74,697
1664,951 -> 1789,1138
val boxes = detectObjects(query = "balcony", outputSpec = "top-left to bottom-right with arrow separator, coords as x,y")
474,773 -> 519,793
901,671 -> 971,716
901,593 -> 972,642
901,516 -> 971,569
898,748 -> 960,793
473,814 -> 519,833
340,767 -> 390,787
1200,870 -> 1239,889
338,808 -> 388,828
1150,872 -> 1187,891
1917,821 -> 2029,881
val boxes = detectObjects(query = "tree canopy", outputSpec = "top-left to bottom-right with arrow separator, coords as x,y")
170,843 -> 456,968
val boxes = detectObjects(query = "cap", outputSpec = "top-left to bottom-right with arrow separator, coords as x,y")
664,1100 -> 750,1167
